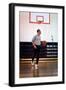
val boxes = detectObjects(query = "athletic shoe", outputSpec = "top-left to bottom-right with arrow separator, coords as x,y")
31,61 -> 34,65
35,64 -> 38,69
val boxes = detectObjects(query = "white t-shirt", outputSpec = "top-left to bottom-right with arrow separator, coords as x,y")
32,35 -> 41,45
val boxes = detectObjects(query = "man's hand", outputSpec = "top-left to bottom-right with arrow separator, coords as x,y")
33,45 -> 37,49
32,42 -> 37,49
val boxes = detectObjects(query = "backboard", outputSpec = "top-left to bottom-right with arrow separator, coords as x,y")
29,12 -> 50,24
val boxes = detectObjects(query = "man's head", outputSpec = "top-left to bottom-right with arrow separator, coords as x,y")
37,29 -> 41,36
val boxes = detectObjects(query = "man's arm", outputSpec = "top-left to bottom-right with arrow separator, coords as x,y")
32,36 -> 37,48
32,41 -> 37,48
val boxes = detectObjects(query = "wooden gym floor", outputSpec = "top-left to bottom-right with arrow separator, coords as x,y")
19,58 -> 58,78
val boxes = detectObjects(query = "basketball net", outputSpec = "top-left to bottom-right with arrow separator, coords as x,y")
37,21 -> 42,24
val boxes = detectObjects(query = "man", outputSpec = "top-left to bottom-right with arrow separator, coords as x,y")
32,29 -> 41,69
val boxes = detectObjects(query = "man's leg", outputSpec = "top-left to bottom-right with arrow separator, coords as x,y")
35,46 -> 40,69
36,48 -> 40,64
32,48 -> 37,65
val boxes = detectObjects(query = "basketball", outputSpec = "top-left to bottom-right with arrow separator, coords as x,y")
42,41 -> 47,47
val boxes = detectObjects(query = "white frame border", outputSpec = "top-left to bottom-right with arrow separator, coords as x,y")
15,6 -> 63,84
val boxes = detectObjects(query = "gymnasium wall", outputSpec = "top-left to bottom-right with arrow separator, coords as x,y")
19,12 -> 58,42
